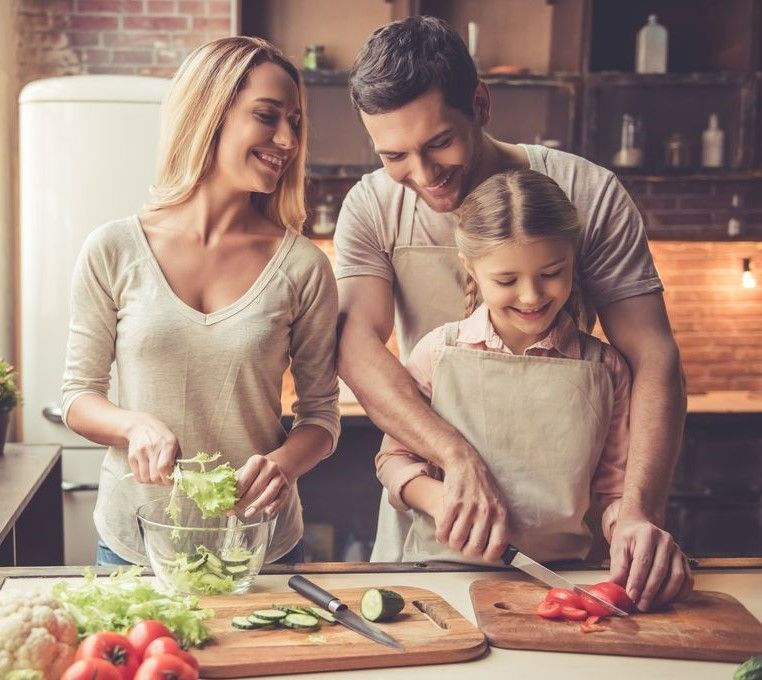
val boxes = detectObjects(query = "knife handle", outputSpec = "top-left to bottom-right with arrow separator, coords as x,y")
501,544 -> 519,566
288,575 -> 345,613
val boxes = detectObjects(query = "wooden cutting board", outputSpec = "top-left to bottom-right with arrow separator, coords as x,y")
194,585 -> 487,677
470,576 -> 762,662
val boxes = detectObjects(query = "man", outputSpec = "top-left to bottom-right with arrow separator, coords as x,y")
334,16 -> 691,611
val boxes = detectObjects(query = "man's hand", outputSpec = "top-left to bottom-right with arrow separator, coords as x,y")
609,515 -> 694,611
436,450 -> 510,562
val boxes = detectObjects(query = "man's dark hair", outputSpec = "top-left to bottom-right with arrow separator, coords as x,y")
349,16 -> 477,116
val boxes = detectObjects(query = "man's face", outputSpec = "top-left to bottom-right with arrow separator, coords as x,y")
360,88 -> 482,213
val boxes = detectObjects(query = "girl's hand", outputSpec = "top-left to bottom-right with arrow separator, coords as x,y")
125,414 -> 181,484
236,453 -> 292,518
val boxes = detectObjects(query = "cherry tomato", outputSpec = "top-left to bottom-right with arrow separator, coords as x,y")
127,620 -> 174,658
76,631 -> 140,680
61,659 -> 122,680
134,654 -> 198,680
544,588 -> 586,610
560,606 -> 589,621
537,600 -> 564,619
587,581 -> 635,613
144,636 -> 182,658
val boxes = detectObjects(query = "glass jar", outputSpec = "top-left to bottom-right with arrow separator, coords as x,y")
303,44 -> 325,71
665,133 -> 691,169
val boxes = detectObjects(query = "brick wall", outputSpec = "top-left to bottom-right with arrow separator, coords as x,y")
650,241 -> 762,394
16,0 -> 232,86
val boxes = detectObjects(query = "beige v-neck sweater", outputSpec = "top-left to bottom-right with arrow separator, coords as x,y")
61,216 -> 340,564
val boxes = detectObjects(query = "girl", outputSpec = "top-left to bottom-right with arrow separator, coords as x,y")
372,168 -> 631,565
62,37 -> 339,566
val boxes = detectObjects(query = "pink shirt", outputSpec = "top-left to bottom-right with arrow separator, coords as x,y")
376,304 -> 631,535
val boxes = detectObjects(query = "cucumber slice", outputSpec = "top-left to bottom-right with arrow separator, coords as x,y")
232,616 -> 259,629
252,609 -> 289,621
360,588 -> 405,622
221,547 -> 253,565
186,554 -> 208,571
223,564 -> 249,576
247,615 -> 276,627
281,613 -> 320,630
309,607 -> 336,624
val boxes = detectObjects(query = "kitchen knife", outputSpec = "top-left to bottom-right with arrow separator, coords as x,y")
501,545 -> 630,617
288,575 -> 406,651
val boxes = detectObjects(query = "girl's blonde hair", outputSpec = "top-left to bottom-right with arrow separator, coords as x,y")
148,36 -> 308,232
455,169 -> 595,330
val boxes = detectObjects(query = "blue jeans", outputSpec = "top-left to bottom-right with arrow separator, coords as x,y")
96,537 -> 305,566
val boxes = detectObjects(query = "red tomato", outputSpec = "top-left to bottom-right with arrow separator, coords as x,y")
144,636 -> 182,658
587,581 -> 635,613
127,620 -> 174,658
544,588 -> 585,610
134,654 -> 198,680
176,650 -> 199,672
536,600 -> 563,619
76,631 -> 140,680
560,606 -> 588,621
62,659 -> 122,680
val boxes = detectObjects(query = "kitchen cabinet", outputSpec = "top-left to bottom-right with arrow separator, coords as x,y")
0,444 -> 64,567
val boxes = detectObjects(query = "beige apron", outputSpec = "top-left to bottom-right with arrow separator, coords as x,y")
371,188 -> 468,561
375,320 -> 614,564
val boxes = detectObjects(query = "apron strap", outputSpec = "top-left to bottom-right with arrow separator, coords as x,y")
443,321 -> 460,347
580,333 -> 605,362
398,188 -> 417,247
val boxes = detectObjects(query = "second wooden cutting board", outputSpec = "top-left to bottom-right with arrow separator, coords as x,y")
470,576 -> 762,662
194,585 -> 486,677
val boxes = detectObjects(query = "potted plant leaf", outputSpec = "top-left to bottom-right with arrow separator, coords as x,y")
0,359 -> 21,455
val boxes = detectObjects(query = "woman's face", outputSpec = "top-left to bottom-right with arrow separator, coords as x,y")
214,61 -> 301,195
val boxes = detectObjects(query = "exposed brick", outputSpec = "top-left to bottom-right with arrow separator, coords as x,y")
69,30 -> 101,46
112,48 -> 154,63
680,195 -> 737,209
650,181 -> 712,195
147,0 -> 175,12
650,212 -> 715,226
634,196 -> 678,210
70,13 -> 118,30
191,15 -> 228,31
207,0 -> 229,16
76,0 -> 121,11
123,15 -> 188,30
103,30 -> 169,47
83,47 -> 112,64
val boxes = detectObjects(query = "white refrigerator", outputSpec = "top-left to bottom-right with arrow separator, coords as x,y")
19,75 -> 170,565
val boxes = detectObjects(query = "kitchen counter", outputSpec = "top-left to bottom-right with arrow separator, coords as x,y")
0,443 -> 64,566
2,559 -> 761,679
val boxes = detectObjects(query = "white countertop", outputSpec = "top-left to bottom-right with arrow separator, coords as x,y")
3,567 -> 761,679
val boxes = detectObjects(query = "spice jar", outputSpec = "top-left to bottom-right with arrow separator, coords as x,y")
303,44 -> 325,71
665,133 -> 691,169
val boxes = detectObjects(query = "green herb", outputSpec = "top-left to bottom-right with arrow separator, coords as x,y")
52,567 -> 214,648
167,451 -> 238,523
0,359 -> 22,411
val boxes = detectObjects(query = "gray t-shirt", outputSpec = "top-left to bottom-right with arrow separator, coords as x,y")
334,144 -> 662,313
61,216 -> 340,564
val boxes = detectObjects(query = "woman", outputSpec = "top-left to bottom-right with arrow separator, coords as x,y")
61,37 -> 340,566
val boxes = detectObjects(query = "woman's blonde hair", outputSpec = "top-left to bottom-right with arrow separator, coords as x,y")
148,36 -> 308,231
455,169 -> 595,330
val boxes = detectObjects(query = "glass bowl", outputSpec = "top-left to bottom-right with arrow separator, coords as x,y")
137,495 -> 272,596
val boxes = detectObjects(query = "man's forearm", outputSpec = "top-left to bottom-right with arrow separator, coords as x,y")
619,345 -> 686,524
338,327 -> 473,468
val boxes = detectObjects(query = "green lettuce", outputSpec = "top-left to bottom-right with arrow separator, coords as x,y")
167,451 -> 238,523
52,567 -> 213,648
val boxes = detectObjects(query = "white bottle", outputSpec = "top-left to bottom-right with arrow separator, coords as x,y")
636,15 -> 668,74
702,113 -> 725,168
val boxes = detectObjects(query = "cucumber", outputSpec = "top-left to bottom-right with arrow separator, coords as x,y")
223,564 -> 249,576
232,616 -> 259,629
281,613 -> 320,630
309,607 -> 336,624
186,553 -> 207,571
360,588 -> 405,622
252,609 -> 289,621
222,547 -> 253,566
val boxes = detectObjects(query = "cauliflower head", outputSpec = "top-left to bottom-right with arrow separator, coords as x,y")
0,590 -> 77,680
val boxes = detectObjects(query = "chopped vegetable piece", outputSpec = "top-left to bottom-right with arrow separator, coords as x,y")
560,606 -> 588,621
536,600 -> 564,619
281,613 -> 320,630
360,589 -> 405,622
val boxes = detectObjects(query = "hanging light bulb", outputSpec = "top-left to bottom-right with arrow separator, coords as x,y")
742,258 -> 757,289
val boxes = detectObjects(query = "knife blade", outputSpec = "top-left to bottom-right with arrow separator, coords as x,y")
288,575 -> 405,651
501,545 -> 630,617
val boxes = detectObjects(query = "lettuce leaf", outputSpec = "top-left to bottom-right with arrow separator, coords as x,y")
52,567 -> 213,648
167,451 -> 238,522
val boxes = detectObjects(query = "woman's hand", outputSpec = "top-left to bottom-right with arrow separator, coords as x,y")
236,453 -> 292,518
125,414 -> 181,484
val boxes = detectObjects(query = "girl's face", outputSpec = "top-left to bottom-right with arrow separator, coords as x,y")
461,236 -> 575,351
213,61 -> 301,195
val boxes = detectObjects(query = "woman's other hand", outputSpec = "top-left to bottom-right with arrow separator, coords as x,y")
125,414 -> 181,484
236,453 -> 292,518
